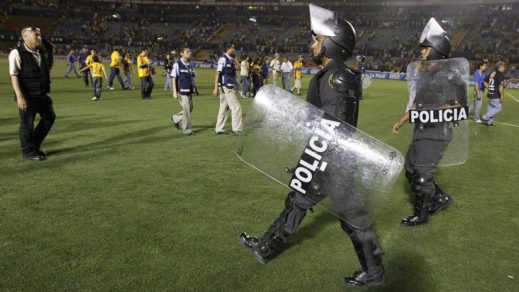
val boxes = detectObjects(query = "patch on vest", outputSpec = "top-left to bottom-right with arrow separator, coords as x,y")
408,106 -> 468,124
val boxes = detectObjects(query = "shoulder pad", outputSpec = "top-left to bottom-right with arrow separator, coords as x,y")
330,67 -> 359,93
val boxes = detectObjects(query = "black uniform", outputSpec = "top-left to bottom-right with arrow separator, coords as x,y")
14,41 -> 56,159
240,59 -> 383,281
402,62 -> 467,224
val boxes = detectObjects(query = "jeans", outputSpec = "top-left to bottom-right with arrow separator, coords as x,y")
282,72 -> 291,90
64,63 -> 80,77
123,71 -> 133,88
472,88 -> 483,121
164,74 -> 172,91
140,76 -> 154,98
93,77 -> 102,98
482,98 -> 502,125
108,67 -> 125,88
241,75 -> 250,96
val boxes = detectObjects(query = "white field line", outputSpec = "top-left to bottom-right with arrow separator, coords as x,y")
506,93 -> 519,103
494,121 -> 519,128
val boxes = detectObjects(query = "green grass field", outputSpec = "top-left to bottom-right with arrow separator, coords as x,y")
1,59 -> 518,291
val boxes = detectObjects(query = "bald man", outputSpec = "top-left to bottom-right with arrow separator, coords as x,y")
9,27 -> 55,161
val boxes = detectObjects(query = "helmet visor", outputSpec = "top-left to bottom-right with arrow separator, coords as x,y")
420,17 -> 445,44
309,4 -> 337,37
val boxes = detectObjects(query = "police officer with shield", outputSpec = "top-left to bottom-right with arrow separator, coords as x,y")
393,18 -> 468,226
239,5 -> 384,288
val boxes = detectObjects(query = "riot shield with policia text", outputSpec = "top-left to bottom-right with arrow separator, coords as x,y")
236,85 -> 404,227
406,58 -> 469,166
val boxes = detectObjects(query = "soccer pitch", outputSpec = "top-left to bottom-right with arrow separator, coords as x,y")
0,59 -> 517,291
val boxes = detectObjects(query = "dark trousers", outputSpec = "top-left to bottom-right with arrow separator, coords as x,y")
140,76 -> 154,98
252,75 -> 261,96
108,67 -> 125,88
404,127 -> 452,195
80,64 -> 92,86
93,77 -> 102,98
19,96 -> 56,155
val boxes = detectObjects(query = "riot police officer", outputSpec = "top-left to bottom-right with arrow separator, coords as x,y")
393,18 -> 467,226
239,5 -> 384,288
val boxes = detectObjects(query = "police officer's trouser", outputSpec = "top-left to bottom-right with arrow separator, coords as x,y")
19,95 -> 56,155
404,126 -> 452,212
259,158 -> 383,271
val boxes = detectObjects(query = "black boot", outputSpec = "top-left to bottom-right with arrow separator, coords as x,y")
429,182 -> 453,215
238,192 -> 308,264
344,228 -> 384,288
238,232 -> 279,264
401,192 -> 431,226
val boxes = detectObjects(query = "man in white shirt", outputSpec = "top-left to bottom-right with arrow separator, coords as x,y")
212,44 -> 243,135
9,27 -> 55,161
280,57 -> 293,91
171,47 -> 195,135
240,55 -> 250,98
269,53 -> 281,86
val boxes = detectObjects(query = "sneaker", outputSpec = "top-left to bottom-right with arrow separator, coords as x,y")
474,119 -> 483,124
108,86 -> 115,90
171,116 -> 180,129
215,131 -> 229,135
22,153 -> 45,161
232,131 -> 244,136
91,96 -> 98,101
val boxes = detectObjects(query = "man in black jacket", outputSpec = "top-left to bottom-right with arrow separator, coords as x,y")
9,27 -> 55,161
238,5 -> 384,288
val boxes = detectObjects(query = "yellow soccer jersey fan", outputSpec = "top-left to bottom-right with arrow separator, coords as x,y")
110,51 -> 121,67
294,60 -> 303,79
88,62 -> 105,78
137,53 -> 150,78
85,54 -> 94,66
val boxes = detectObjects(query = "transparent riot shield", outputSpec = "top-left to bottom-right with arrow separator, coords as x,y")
406,58 -> 470,166
236,85 -> 404,227
362,74 -> 373,90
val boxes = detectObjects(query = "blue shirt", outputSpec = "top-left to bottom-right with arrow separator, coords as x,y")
261,63 -> 269,78
474,70 -> 485,90
78,52 -> 88,66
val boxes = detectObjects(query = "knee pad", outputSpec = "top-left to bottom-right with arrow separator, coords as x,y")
411,175 -> 428,194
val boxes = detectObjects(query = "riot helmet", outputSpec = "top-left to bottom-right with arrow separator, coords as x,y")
419,18 -> 451,60
309,4 -> 356,62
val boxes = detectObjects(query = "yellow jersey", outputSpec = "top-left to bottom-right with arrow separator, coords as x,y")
87,62 -> 105,78
85,54 -> 94,66
137,53 -> 150,77
294,60 -> 303,79
110,51 -> 121,67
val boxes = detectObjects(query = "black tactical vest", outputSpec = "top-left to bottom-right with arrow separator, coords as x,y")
16,44 -> 50,100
